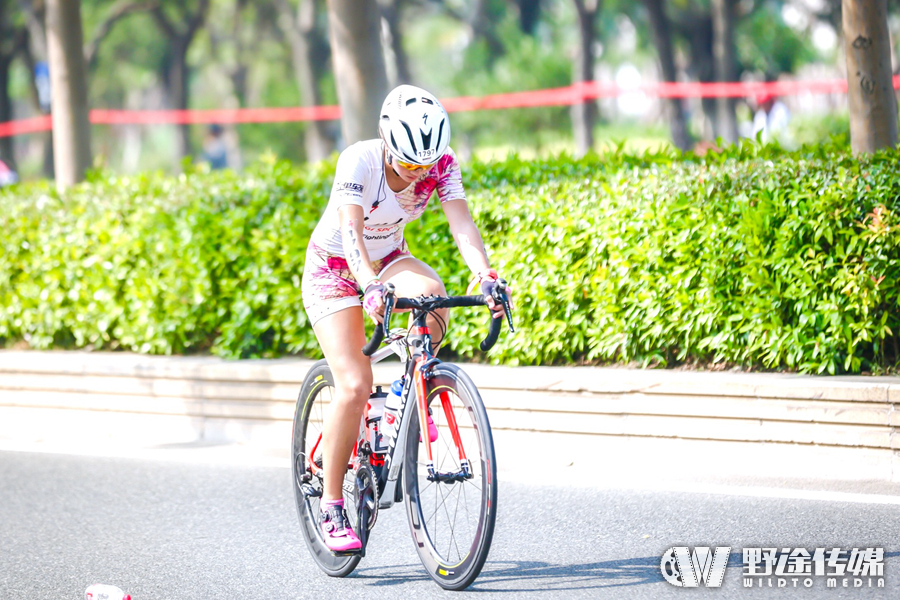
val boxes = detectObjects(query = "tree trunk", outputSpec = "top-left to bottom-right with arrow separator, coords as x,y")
0,57 -> 15,172
327,0 -> 389,145
843,0 -> 898,152
0,0 -> 17,171
20,0 -> 55,177
572,0 -> 599,157
516,0 -> 541,34
46,0 -> 92,190
379,0 -> 411,87
643,0 -> 692,151
151,0 -> 210,162
711,0 -> 738,143
683,16 -> 717,140
277,0 -> 335,161
20,0 -> 48,60
432,0 -> 504,62
166,43 -> 190,158
225,0 -> 250,107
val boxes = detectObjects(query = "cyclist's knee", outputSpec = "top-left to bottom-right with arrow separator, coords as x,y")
336,372 -> 373,406
382,258 -> 446,298
409,278 -> 445,301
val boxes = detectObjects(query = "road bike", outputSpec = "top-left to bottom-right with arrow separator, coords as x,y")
292,281 -> 514,590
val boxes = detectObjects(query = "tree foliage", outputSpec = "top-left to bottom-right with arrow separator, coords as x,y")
2,0 -> 862,176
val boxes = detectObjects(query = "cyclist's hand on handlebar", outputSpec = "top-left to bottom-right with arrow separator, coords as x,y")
474,269 -> 513,319
362,280 -> 386,324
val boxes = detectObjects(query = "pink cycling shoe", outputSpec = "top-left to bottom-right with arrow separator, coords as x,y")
319,499 -> 362,553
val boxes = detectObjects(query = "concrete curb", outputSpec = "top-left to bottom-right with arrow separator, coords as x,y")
2,350 -> 899,482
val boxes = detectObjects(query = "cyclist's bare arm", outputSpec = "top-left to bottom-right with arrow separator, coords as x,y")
441,199 -> 492,275
338,205 -> 379,289
442,199 -> 512,317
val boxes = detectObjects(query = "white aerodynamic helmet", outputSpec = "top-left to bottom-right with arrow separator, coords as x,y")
379,85 -> 451,167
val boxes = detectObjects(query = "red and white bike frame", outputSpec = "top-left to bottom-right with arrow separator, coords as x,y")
305,324 -> 470,509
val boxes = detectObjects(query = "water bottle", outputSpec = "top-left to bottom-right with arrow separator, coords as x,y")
85,584 -> 131,600
380,379 -> 404,442
366,386 -> 388,453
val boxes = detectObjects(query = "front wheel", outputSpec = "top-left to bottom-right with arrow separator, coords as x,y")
292,359 -> 361,577
403,363 -> 498,590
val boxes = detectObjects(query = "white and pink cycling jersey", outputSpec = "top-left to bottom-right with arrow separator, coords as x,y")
308,139 -> 466,261
301,139 -> 466,325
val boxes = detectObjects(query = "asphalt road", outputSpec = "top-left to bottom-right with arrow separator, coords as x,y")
1,448 -> 899,599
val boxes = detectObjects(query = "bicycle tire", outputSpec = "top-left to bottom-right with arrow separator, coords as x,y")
403,363 -> 498,590
292,359 -> 362,577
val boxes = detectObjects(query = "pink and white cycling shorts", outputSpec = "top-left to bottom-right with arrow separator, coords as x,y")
301,240 -> 413,326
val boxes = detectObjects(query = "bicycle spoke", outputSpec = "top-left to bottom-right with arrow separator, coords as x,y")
436,480 -> 461,561
422,481 -> 455,525
461,475 -> 473,526
449,479 -> 464,561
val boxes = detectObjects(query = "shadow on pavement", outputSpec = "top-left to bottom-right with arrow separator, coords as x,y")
471,556 -> 664,592
353,556 -> 664,591
352,551 -> 900,592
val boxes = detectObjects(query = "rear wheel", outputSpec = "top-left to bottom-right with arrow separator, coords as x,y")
292,359 -> 361,577
403,363 -> 498,590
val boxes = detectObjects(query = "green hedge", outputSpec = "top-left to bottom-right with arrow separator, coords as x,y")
1,142 -> 898,374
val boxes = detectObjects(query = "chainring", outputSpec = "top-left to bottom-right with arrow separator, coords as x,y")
354,462 -> 379,531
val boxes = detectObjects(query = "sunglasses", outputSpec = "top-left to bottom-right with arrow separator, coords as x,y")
396,159 -> 432,172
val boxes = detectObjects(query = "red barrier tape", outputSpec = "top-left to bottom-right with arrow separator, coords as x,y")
1,76 -> 898,138
90,104 -> 341,125
0,115 -> 52,138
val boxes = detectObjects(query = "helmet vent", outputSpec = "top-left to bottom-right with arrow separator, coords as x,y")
400,121 -> 418,154
434,120 -> 444,153
405,97 -> 417,106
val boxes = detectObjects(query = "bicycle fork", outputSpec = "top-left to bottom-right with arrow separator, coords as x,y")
415,356 -> 473,484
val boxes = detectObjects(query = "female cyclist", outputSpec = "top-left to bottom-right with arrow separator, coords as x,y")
301,84 -> 509,553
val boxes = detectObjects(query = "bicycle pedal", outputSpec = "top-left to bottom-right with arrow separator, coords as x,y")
300,483 -> 322,497
329,548 -> 364,558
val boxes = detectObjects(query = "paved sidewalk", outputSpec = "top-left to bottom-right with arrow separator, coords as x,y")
2,350 -> 900,485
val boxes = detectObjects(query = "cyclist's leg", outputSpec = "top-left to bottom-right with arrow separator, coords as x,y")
379,257 -> 450,349
302,244 -> 369,551
302,241 -> 372,505
311,305 -> 372,502
309,305 -> 370,552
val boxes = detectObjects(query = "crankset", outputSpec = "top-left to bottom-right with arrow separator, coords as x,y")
355,461 -> 379,531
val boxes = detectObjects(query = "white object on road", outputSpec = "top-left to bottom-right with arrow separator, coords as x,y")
85,584 -> 131,600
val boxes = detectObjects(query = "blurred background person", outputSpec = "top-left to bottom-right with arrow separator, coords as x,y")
0,159 -> 18,187
201,124 -> 229,170
752,92 -> 792,145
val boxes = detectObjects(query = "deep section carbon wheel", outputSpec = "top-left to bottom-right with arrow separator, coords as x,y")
292,359 -> 361,577
403,363 -> 498,590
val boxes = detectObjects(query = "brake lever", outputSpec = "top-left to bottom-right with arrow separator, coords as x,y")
383,282 -> 395,334
493,279 -> 515,333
